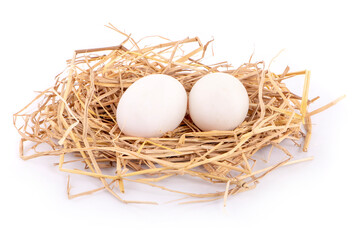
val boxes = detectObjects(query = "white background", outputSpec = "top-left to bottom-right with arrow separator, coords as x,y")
1,0 -> 359,239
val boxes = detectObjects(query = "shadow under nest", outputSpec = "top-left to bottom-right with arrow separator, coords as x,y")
14,25 -> 329,205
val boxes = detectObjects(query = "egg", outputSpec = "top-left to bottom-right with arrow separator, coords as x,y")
189,72 -> 249,131
116,74 -> 187,138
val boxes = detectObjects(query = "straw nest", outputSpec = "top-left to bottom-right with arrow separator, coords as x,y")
13,24 -> 344,204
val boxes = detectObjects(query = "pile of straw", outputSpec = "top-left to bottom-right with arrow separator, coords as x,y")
13,24 -> 344,204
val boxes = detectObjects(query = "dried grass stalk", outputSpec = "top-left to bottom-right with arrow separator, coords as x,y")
13,24 -> 343,204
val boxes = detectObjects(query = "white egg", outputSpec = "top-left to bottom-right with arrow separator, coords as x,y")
116,74 -> 187,138
189,72 -> 249,131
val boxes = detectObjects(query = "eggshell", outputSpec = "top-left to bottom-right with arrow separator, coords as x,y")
189,72 -> 249,131
116,74 -> 187,138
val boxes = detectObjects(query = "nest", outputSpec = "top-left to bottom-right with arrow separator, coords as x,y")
13,24 -> 343,204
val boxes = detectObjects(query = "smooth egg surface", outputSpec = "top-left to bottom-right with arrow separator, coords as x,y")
116,74 -> 187,138
189,72 -> 249,131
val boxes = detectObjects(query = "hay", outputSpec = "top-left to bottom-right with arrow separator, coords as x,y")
13,24 -> 344,205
